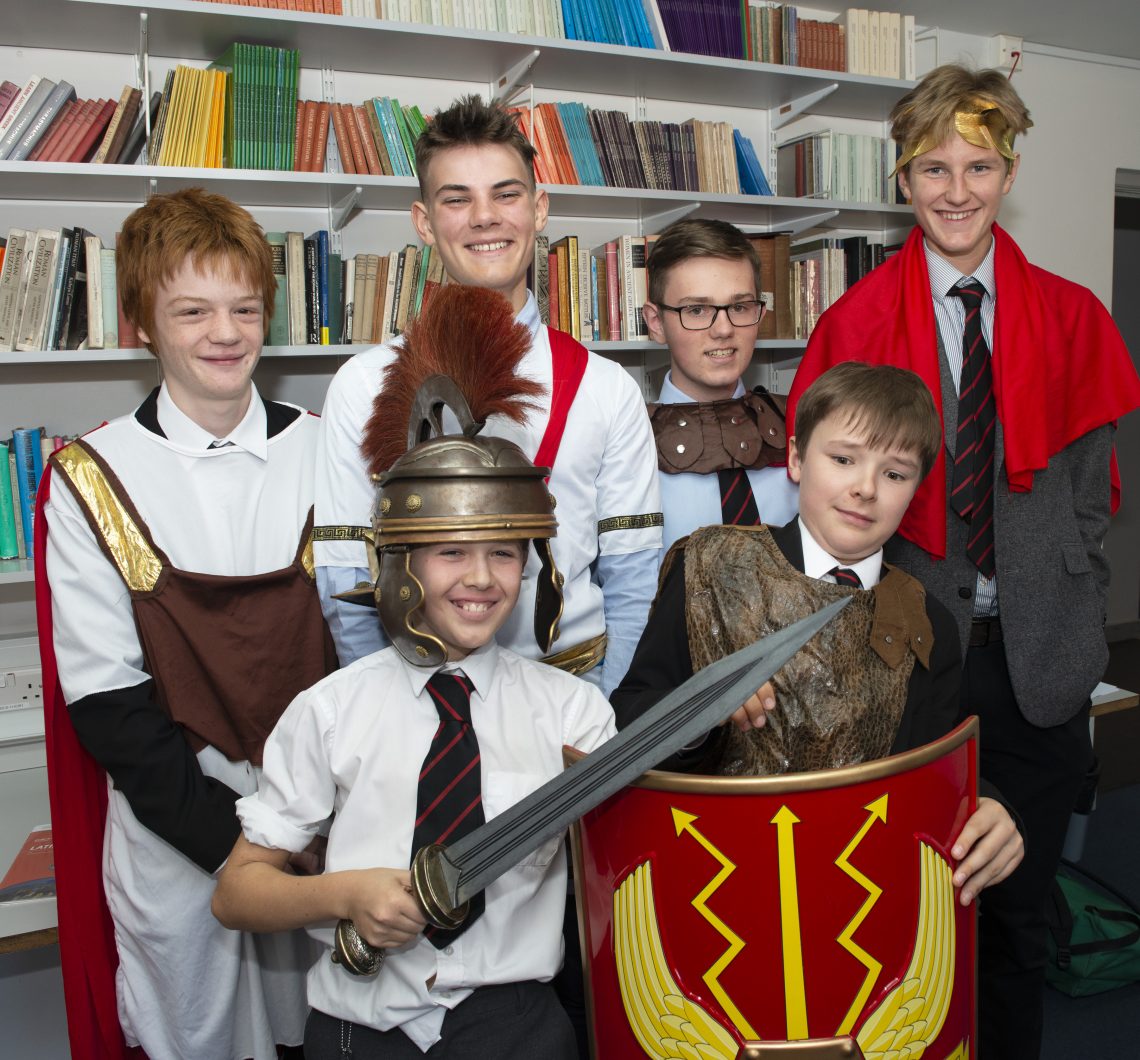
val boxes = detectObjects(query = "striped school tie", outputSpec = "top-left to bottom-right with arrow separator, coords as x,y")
717,467 -> 762,525
412,672 -> 485,945
949,280 -> 996,579
827,566 -> 863,589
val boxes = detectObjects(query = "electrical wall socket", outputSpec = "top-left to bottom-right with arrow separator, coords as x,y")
990,34 -> 1024,70
0,667 -> 44,711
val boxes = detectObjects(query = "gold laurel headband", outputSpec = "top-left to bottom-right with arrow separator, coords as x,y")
891,96 -> 1017,176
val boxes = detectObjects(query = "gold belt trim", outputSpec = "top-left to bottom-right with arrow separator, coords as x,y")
52,443 -> 163,593
542,632 -> 606,675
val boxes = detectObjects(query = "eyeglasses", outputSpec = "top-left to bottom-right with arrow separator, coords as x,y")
655,299 -> 765,330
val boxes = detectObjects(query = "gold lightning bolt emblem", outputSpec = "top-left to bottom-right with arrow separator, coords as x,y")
834,794 -> 888,1035
671,808 -> 760,1040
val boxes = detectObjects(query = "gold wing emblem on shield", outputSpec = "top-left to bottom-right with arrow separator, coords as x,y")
855,842 -> 956,1058
614,861 -> 739,1060
613,842 -> 957,1060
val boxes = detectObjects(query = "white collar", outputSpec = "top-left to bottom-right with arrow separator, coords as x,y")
404,639 -> 501,701
156,382 -> 269,461
657,371 -> 746,404
797,518 -> 883,589
925,236 -> 997,302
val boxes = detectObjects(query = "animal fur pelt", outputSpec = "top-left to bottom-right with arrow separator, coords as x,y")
361,284 -> 545,476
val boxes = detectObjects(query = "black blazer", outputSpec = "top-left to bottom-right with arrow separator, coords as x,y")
610,519 -> 965,770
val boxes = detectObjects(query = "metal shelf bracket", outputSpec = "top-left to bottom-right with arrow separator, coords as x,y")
772,84 -> 839,130
493,49 -> 541,103
331,186 -> 363,232
641,202 -> 699,234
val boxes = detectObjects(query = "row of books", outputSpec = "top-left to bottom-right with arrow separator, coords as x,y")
2,427 -> 72,561
0,229 -> 142,354
776,131 -> 904,205
743,6 -> 915,78
0,79 -> 148,165
789,234 -> 898,338
318,98 -> 427,176
343,244 -> 447,345
152,43 -> 300,169
516,104 -> 771,195
195,0 -> 636,45
194,0 -> 918,80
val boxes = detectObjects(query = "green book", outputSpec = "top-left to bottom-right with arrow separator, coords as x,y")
264,232 -> 289,347
0,441 -> 19,560
391,100 -> 417,176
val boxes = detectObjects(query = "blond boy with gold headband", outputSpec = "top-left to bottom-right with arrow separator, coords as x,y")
788,64 -> 1140,1060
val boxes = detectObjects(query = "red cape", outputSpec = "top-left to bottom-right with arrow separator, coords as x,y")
787,224 -> 1140,559
35,467 -> 144,1060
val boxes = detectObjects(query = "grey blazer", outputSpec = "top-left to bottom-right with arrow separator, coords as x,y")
884,331 -> 1112,728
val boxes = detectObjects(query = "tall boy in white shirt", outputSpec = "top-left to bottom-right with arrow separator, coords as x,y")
315,94 -> 662,695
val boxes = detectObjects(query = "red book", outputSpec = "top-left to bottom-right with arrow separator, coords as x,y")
341,103 -> 370,176
0,80 -> 19,123
293,99 -> 305,172
329,102 -> 356,174
605,240 -> 620,341
117,287 -> 141,349
0,827 -> 54,903
47,98 -> 98,162
67,98 -> 116,163
28,99 -> 79,161
310,101 -> 330,173
352,104 -> 383,175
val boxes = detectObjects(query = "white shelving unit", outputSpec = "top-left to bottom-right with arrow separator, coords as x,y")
0,0 -> 913,619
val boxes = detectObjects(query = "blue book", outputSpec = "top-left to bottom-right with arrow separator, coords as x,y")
734,129 -> 773,196
11,427 -> 44,559
306,229 -> 331,344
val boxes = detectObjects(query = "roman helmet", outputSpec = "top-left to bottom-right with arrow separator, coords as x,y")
358,284 -> 563,667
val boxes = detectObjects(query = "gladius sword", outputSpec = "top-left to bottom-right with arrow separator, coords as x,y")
332,597 -> 850,975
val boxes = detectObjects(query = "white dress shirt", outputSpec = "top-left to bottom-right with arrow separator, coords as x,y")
798,517 -> 884,589
314,291 -> 663,692
237,640 -> 617,1052
656,372 -> 799,552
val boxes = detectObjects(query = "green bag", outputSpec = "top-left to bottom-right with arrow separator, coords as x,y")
1046,861 -> 1140,996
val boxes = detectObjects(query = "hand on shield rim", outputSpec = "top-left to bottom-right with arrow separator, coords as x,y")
950,796 -> 1024,905
727,680 -> 778,732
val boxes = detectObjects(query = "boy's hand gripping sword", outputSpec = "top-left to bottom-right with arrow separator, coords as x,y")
332,597 -> 849,976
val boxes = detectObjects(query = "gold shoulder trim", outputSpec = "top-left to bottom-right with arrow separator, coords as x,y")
598,512 -> 664,535
52,443 -> 163,593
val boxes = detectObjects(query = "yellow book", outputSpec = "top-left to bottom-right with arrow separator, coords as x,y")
158,67 -> 191,166
185,68 -> 209,168
208,70 -> 227,167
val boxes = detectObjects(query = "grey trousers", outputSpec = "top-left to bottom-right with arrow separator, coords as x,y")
304,980 -> 577,1059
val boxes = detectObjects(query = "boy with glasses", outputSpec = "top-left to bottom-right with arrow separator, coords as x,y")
643,219 -> 798,551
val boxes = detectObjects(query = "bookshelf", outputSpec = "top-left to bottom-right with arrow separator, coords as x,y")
0,0 -> 916,641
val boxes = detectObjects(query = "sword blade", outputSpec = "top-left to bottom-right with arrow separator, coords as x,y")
441,597 -> 849,907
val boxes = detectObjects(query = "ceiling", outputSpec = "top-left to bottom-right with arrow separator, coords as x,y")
897,0 -> 1140,63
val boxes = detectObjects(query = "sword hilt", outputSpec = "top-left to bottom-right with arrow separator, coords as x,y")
331,844 -> 468,977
